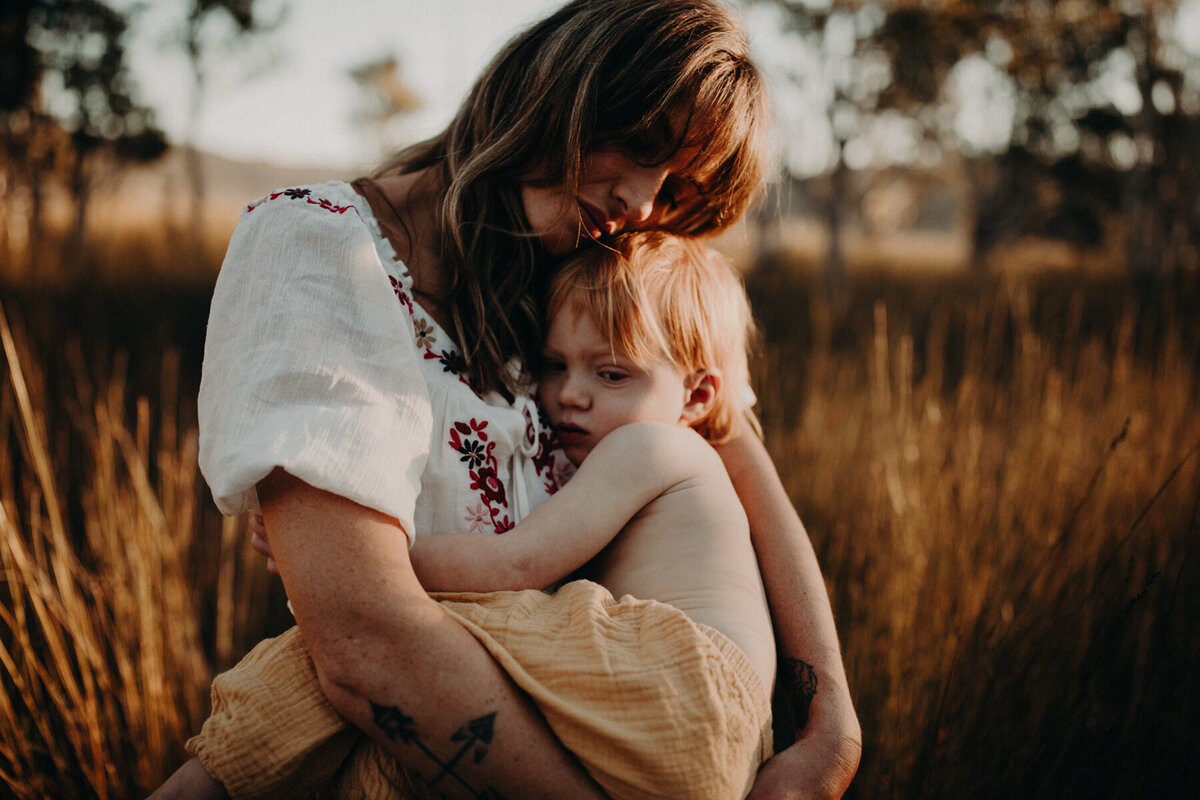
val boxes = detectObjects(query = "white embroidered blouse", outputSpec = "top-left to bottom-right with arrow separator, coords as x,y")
198,181 -> 573,545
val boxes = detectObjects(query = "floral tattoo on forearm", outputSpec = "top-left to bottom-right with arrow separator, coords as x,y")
781,657 -> 818,730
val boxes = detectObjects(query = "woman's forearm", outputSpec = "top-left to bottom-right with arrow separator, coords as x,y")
258,469 -> 604,798
716,432 -> 861,798
314,592 -> 602,799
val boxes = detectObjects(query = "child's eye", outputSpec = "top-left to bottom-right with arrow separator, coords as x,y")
542,358 -> 566,373
598,368 -> 627,382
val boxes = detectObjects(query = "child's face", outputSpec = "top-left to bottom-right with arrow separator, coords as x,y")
539,304 -> 692,466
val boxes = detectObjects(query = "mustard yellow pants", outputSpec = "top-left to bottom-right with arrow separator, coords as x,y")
188,580 -> 772,800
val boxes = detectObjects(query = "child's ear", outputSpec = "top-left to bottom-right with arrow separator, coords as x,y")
680,370 -> 721,425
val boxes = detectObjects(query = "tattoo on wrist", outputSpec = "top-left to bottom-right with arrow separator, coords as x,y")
781,658 -> 818,730
371,701 -> 506,799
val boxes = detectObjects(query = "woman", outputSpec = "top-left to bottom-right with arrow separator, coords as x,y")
183,1 -> 860,796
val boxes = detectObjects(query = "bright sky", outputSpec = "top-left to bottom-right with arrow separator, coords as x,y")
120,0 -> 562,170
115,0 -> 1200,174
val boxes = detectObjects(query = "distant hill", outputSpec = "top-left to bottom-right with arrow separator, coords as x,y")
92,147 -> 988,275
97,147 -> 362,237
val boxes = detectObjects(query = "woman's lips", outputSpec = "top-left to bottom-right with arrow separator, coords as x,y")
577,201 -> 608,238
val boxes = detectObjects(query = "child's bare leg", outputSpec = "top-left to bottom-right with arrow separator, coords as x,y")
146,757 -> 229,800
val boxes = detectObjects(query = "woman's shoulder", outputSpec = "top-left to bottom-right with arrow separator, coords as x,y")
228,181 -> 370,248
242,181 -> 363,217
234,181 -> 364,231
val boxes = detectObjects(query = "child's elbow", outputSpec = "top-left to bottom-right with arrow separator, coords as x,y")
494,551 -> 550,591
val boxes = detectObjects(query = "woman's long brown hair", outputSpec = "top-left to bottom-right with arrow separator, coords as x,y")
375,0 -> 769,396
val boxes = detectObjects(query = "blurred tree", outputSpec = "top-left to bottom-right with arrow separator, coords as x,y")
753,0 -> 1200,278
349,55 -> 422,161
179,0 -> 274,260
751,0 -> 894,308
0,0 -> 167,275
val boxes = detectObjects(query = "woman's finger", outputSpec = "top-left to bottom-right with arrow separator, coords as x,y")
249,516 -> 280,575
251,531 -> 273,557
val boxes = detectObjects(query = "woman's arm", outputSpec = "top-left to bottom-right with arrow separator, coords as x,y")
258,468 -> 605,799
716,430 -> 862,800
412,422 -> 700,592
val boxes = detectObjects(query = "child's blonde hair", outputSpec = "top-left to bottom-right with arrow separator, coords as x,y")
546,232 -> 757,444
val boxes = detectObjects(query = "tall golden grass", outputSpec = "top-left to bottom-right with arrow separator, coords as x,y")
0,261 -> 1197,797
0,304 -> 275,799
752,271 -> 1200,797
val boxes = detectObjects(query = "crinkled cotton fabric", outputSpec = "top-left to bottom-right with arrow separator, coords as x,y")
198,182 -> 571,545
188,581 -> 772,800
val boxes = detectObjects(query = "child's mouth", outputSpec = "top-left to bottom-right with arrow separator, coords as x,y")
555,423 -> 588,445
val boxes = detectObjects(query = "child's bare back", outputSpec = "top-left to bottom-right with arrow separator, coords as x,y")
582,424 -> 776,692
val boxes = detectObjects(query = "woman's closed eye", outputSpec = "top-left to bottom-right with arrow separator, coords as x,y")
660,175 -> 701,210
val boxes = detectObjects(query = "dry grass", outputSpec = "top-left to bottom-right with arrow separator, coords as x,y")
0,304 -> 276,799
752,269 -> 1200,797
0,237 -> 1197,797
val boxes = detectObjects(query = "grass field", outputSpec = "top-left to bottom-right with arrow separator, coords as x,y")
1,236 -> 1198,798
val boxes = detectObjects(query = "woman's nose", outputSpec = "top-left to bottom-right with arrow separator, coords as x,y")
613,166 -> 666,226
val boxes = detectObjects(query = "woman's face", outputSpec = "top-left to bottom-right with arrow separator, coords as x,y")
522,146 -> 705,256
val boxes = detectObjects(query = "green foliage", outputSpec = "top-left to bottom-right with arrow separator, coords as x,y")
0,0 -> 168,274
753,0 -> 1200,274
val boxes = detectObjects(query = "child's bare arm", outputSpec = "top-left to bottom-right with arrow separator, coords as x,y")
411,422 -> 707,591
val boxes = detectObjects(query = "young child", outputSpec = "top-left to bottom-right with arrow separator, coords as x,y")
159,232 -> 775,800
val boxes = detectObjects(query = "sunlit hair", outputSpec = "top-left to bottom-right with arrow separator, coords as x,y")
374,0 -> 768,396
546,231 -> 757,444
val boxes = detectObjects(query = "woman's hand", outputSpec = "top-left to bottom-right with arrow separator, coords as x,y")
249,513 -> 280,575
747,735 -> 862,800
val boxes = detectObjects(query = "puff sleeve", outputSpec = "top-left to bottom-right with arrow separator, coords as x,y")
198,192 -> 431,544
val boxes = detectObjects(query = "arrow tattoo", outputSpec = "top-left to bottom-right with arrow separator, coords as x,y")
370,701 -> 504,798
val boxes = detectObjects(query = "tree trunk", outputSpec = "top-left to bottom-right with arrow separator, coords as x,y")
964,157 -> 987,272
825,139 -> 849,316
185,23 -> 208,269
1124,12 -> 1162,281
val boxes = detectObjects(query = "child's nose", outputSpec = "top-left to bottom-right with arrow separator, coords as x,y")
558,374 -> 590,409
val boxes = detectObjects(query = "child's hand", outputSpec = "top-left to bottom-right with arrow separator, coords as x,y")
249,513 -> 280,575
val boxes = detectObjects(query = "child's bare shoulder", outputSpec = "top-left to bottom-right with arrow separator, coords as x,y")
591,422 -> 724,477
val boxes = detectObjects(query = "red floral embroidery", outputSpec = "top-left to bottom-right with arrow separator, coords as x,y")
448,418 -> 510,532
390,276 -> 415,316
529,396 -> 570,495
390,277 -> 474,390
245,187 -> 359,216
